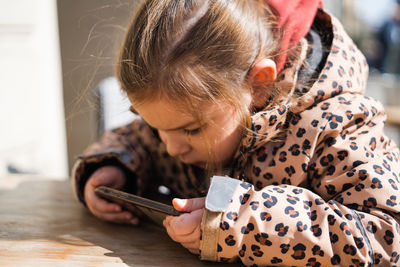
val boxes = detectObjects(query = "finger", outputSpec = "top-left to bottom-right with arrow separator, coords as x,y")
164,215 -> 197,243
92,174 -> 124,189
163,217 -> 179,242
92,197 -> 122,213
179,222 -> 201,242
98,210 -> 132,221
90,167 -> 125,189
169,209 -> 203,236
181,240 -> 201,250
169,221 -> 201,244
88,188 -> 139,225
98,211 -> 140,225
89,175 -> 102,187
86,184 -> 121,213
164,210 -> 202,245
172,197 -> 205,212
188,249 -> 200,255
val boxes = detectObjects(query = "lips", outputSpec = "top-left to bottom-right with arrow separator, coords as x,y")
180,158 -> 205,168
191,162 -> 205,168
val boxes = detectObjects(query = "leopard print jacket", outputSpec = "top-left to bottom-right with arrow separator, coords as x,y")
73,10 -> 400,266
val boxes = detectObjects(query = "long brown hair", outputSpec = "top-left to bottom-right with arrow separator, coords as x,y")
118,0 -> 280,113
116,0 -> 280,171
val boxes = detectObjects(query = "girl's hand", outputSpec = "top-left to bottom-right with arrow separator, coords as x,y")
84,166 -> 139,225
163,197 -> 205,255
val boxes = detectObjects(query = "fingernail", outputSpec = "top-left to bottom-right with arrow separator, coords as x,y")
91,178 -> 99,186
130,218 -> 139,225
174,198 -> 185,206
163,218 -> 169,226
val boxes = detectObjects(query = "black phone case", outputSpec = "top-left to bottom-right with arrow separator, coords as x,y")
95,186 -> 182,225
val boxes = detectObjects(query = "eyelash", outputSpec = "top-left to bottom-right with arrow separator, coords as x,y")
183,127 -> 202,136
129,106 -> 138,115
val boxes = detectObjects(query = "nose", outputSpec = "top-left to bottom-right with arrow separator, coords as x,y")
159,131 -> 191,157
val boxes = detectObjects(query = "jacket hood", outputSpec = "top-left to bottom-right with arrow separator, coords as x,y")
231,9 -> 369,172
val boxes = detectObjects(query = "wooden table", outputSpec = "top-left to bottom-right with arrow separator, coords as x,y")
386,105 -> 400,126
0,176 -> 239,266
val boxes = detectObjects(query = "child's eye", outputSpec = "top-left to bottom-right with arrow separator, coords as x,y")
183,127 -> 201,135
129,106 -> 138,115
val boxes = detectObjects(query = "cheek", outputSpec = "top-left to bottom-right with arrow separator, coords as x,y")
207,121 -> 243,161
218,128 -> 242,156
187,135 -> 206,153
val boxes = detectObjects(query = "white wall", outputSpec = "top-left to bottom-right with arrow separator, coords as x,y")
0,0 -> 67,179
323,0 -> 342,19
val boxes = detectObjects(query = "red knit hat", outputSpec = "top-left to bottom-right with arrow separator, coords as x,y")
266,0 -> 323,72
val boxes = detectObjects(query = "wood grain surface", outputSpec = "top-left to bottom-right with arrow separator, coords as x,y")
0,176 -> 240,266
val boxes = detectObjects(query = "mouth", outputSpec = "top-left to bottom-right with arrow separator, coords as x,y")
180,159 -> 205,168
191,162 -> 205,168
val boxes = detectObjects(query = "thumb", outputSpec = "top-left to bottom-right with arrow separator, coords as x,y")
173,197 -> 205,212
90,167 -> 126,189
90,174 -> 112,187
89,176 -> 102,187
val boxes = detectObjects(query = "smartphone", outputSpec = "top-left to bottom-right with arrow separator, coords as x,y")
95,186 -> 183,225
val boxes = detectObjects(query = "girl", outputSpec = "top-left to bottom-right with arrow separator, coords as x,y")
73,0 -> 400,265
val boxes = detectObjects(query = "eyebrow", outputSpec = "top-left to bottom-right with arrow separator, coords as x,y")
129,106 -> 199,132
162,121 -> 198,132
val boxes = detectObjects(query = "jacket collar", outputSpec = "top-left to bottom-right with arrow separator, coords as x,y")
229,9 -> 369,177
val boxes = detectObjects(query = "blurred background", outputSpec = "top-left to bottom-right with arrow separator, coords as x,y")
0,0 -> 399,181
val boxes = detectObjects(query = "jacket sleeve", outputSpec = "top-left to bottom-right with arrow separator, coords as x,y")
71,118 -> 164,205
200,96 -> 400,265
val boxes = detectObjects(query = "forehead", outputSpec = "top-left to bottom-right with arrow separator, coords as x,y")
130,97 -> 203,129
130,96 -> 233,131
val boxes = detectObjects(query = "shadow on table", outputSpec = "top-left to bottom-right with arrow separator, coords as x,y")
0,179 -> 242,266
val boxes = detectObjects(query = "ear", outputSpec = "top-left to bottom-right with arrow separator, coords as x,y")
248,58 -> 277,109
249,58 -> 277,85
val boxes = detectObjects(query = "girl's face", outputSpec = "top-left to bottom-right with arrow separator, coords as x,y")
131,93 -> 252,169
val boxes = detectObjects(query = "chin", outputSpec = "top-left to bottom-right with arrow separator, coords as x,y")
191,162 -> 206,168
